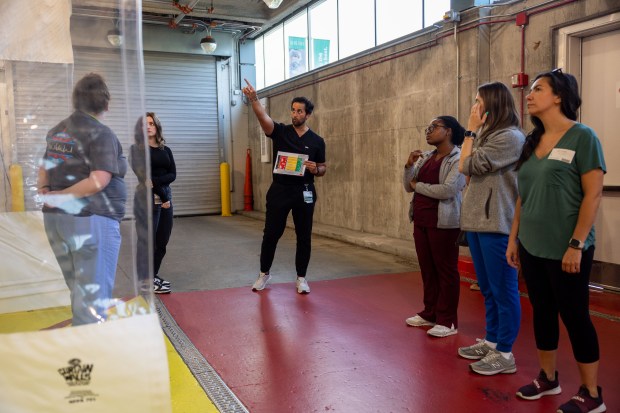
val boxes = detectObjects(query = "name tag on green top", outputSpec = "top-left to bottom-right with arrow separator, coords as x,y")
548,148 -> 575,163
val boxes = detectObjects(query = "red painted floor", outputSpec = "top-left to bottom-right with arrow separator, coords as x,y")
160,273 -> 620,413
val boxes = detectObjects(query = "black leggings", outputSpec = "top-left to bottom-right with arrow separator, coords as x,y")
519,244 -> 599,363
260,182 -> 315,276
153,203 -> 173,276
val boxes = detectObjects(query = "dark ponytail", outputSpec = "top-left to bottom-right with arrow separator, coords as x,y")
515,70 -> 581,170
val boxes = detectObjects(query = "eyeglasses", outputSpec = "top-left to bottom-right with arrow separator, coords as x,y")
425,124 -> 447,134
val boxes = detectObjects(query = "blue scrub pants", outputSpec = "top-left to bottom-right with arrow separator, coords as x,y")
44,213 -> 121,326
467,232 -> 521,353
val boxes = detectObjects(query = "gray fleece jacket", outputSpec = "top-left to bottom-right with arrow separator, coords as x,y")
403,146 -> 466,229
460,126 -> 525,235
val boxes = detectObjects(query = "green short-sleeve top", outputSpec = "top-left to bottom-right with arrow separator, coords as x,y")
517,123 -> 606,260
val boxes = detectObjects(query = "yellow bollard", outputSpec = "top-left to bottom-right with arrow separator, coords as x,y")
9,164 -> 25,212
220,162 -> 232,217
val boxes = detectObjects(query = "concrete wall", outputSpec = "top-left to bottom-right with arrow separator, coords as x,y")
245,0 -> 619,243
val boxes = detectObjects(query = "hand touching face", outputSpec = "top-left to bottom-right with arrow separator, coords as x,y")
467,93 -> 488,132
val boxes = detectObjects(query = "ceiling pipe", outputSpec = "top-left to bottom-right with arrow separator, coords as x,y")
171,0 -> 201,27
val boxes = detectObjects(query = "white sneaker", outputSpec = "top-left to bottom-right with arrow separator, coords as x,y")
405,315 -> 435,327
427,324 -> 457,337
252,272 -> 271,291
296,277 -> 310,294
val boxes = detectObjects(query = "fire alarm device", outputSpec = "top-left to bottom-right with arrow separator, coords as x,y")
511,73 -> 529,88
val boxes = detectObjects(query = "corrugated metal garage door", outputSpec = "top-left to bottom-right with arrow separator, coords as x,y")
144,52 -> 221,215
12,62 -> 73,211
12,48 -> 221,215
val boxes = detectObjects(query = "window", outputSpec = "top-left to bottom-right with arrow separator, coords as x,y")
377,0 -> 423,45
254,0 -> 454,89
424,0 -> 451,27
255,36 -> 265,89
338,0 -> 375,59
309,0 -> 338,70
284,11 -> 308,79
263,24 -> 285,87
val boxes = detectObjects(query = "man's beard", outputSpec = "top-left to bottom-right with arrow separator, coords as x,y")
292,118 -> 305,127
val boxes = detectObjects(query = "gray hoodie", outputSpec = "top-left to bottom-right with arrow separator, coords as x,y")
403,146 -> 465,229
460,126 -> 525,235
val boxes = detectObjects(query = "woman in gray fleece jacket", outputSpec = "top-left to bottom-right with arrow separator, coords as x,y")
402,115 -> 466,338
456,82 -> 525,376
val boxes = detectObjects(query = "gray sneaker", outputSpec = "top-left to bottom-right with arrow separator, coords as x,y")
458,339 -> 493,360
252,272 -> 271,291
470,349 -> 517,375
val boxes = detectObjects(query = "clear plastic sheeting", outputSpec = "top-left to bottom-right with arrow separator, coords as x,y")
0,0 -> 172,411
0,0 -> 152,324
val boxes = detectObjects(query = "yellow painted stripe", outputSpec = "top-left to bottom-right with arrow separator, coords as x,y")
0,307 -> 219,413
165,335 -> 219,413
0,306 -> 72,333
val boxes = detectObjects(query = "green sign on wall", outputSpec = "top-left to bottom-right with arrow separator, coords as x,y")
313,38 -> 330,68
288,36 -> 307,76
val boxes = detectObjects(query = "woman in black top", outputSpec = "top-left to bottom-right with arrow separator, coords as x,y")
131,112 -> 176,293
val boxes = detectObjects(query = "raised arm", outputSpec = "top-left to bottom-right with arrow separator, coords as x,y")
459,102 -> 486,174
242,78 -> 274,136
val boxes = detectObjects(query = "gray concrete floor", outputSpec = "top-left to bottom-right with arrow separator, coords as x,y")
115,214 -> 418,295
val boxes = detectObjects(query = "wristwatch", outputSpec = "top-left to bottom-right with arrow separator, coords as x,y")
568,238 -> 584,250
464,130 -> 477,138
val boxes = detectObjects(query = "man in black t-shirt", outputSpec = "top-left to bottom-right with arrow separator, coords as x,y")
242,79 -> 326,294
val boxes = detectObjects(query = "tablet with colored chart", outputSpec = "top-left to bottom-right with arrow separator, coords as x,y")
273,151 -> 309,176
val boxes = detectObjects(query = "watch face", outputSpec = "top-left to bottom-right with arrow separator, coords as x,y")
569,239 -> 581,248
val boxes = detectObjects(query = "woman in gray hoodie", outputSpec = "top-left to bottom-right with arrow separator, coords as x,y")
457,82 -> 525,376
403,116 -> 466,338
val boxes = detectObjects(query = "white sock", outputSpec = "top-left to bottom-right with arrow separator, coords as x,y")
500,351 -> 512,359
484,340 -> 497,349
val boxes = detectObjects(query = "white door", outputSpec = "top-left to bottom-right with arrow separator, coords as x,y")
581,29 -> 620,288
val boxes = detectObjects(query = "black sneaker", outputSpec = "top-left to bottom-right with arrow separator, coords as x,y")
155,275 -> 171,287
516,369 -> 561,400
153,277 -> 171,294
557,385 -> 606,413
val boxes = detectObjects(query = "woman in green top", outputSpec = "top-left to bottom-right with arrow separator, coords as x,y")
507,69 -> 606,413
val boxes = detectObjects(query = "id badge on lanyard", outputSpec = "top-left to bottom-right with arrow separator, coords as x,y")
303,184 -> 313,204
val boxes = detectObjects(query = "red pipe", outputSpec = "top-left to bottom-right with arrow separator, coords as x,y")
528,0 -> 580,16
520,24 -> 526,127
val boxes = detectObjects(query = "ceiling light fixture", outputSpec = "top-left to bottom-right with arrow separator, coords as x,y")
200,27 -> 217,53
107,28 -> 123,46
107,18 -> 123,47
263,0 -> 283,9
